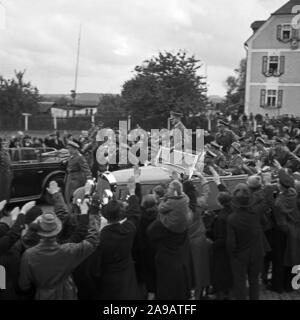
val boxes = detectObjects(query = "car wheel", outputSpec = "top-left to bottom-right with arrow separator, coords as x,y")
43,175 -> 65,205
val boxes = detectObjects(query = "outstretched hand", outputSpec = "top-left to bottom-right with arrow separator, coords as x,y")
209,166 -> 221,185
0,200 -> 7,212
127,177 -> 136,196
10,207 -> 20,221
273,159 -> 282,170
79,198 -> 90,215
21,201 -> 36,214
47,181 -> 60,195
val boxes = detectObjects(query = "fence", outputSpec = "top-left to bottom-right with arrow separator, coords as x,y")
0,114 -> 217,133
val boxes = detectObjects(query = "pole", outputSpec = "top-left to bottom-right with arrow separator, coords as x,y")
208,113 -> 212,132
53,116 -> 57,130
128,115 -> 131,132
73,23 -> 82,104
22,113 -> 31,132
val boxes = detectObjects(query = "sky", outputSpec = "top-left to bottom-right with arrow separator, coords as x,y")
0,0 -> 289,97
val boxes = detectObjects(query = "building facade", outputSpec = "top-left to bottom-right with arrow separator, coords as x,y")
245,0 -> 300,116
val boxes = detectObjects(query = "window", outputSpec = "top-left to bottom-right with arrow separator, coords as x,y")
260,89 -> 283,109
277,24 -> 293,42
266,90 -> 277,107
282,24 -> 292,41
262,55 -> 285,76
268,56 -> 279,74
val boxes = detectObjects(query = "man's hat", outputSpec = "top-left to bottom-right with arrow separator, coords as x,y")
231,142 -> 241,153
232,183 -> 254,208
67,141 -> 80,149
247,175 -> 263,189
217,120 -> 229,127
210,141 -> 222,150
255,137 -> 266,146
36,212 -> 62,238
279,170 -> 295,189
206,150 -> 217,158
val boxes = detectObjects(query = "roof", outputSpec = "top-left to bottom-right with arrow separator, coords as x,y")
37,102 -> 56,113
272,0 -> 300,15
251,20 -> 266,33
74,99 -> 99,107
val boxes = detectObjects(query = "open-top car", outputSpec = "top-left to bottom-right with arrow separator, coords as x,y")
7,148 -> 68,204
97,147 -> 249,211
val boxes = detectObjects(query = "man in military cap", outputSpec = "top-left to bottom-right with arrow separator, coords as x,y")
209,141 -> 227,169
202,150 -> 229,176
272,138 -> 300,173
169,111 -> 189,152
227,142 -> 252,175
65,141 -> 93,205
255,137 -> 271,167
215,120 -> 239,153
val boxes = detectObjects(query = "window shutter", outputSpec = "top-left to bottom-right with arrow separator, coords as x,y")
280,56 -> 285,75
292,27 -> 299,39
277,25 -> 282,40
277,90 -> 283,108
260,89 -> 266,108
262,56 -> 268,75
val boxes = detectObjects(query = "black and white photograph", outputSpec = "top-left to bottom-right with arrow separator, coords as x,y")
1,0 -> 300,307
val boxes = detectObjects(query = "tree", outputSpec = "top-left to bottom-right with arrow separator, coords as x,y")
0,70 -> 41,118
121,51 -> 208,126
225,58 -> 247,111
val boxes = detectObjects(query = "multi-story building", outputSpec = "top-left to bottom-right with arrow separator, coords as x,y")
245,0 -> 300,116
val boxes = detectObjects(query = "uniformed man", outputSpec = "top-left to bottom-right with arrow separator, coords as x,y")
202,150 -> 229,176
0,138 -> 12,202
209,141 -> 227,169
255,137 -> 271,167
65,141 -> 93,205
227,142 -> 248,175
215,120 -> 239,153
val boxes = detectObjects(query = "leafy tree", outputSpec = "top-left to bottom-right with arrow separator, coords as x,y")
0,70 -> 41,118
121,51 -> 208,125
225,58 -> 247,110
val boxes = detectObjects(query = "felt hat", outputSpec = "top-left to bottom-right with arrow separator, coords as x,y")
279,170 -> 295,189
232,183 -> 254,208
36,212 -> 62,238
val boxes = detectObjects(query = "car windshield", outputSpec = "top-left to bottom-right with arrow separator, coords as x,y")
155,146 -> 203,175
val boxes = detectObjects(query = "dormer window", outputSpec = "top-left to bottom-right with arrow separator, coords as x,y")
277,24 -> 293,42
282,24 -> 292,40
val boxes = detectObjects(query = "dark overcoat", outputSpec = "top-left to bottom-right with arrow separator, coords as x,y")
147,220 -> 192,300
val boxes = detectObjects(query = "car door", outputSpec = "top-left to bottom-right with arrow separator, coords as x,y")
10,149 -> 43,199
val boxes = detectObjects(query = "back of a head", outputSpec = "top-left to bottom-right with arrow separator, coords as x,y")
153,185 -> 166,199
142,194 -> 157,209
102,199 -> 123,222
247,175 -> 262,190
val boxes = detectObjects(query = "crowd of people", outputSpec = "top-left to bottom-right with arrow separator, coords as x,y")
1,112 -> 300,300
